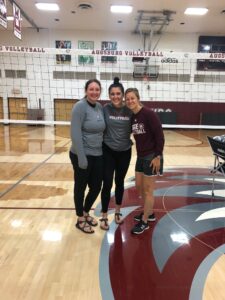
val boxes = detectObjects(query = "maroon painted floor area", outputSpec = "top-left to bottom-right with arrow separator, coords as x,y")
107,168 -> 225,300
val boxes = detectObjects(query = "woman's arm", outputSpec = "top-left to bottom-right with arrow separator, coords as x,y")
70,102 -> 88,169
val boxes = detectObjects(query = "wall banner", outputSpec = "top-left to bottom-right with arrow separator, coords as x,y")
0,0 -> 7,28
13,2 -> 21,40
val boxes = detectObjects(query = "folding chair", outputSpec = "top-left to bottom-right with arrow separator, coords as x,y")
207,136 -> 225,196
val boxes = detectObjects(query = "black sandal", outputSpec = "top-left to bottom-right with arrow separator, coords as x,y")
76,220 -> 94,234
99,218 -> 109,231
115,212 -> 124,224
85,214 -> 98,227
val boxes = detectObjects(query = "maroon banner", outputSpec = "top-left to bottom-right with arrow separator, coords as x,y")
13,2 -> 21,40
0,0 -> 7,28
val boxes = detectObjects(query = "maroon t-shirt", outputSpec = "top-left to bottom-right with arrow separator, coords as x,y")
131,106 -> 164,157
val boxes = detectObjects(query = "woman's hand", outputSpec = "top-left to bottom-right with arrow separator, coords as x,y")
78,156 -> 88,169
150,156 -> 161,174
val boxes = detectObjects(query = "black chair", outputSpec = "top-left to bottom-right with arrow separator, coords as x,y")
207,136 -> 225,196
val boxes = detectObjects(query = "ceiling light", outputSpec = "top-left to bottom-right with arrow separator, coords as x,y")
184,8 -> 208,15
110,5 -> 133,14
35,3 -> 60,11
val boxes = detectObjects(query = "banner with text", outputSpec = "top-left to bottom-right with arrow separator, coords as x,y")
0,0 -> 7,28
13,2 -> 21,40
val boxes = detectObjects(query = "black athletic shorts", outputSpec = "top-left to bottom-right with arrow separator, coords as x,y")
135,153 -> 163,176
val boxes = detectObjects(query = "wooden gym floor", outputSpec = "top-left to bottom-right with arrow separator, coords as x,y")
0,124 -> 225,300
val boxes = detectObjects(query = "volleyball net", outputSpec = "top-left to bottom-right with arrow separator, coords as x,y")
0,46 -> 225,127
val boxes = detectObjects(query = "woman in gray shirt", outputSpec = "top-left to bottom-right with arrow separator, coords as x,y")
70,79 -> 105,233
100,77 -> 132,230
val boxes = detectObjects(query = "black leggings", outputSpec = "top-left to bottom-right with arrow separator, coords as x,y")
101,143 -> 131,213
69,151 -> 103,217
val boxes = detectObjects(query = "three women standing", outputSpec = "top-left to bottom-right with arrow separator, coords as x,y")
70,79 -> 164,235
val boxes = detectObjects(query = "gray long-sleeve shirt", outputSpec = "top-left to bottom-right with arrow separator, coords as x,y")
70,98 -> 105,169
103,103 -> 132,151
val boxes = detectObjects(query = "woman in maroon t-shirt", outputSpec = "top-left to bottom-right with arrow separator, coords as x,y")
125,88 -> 164,235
